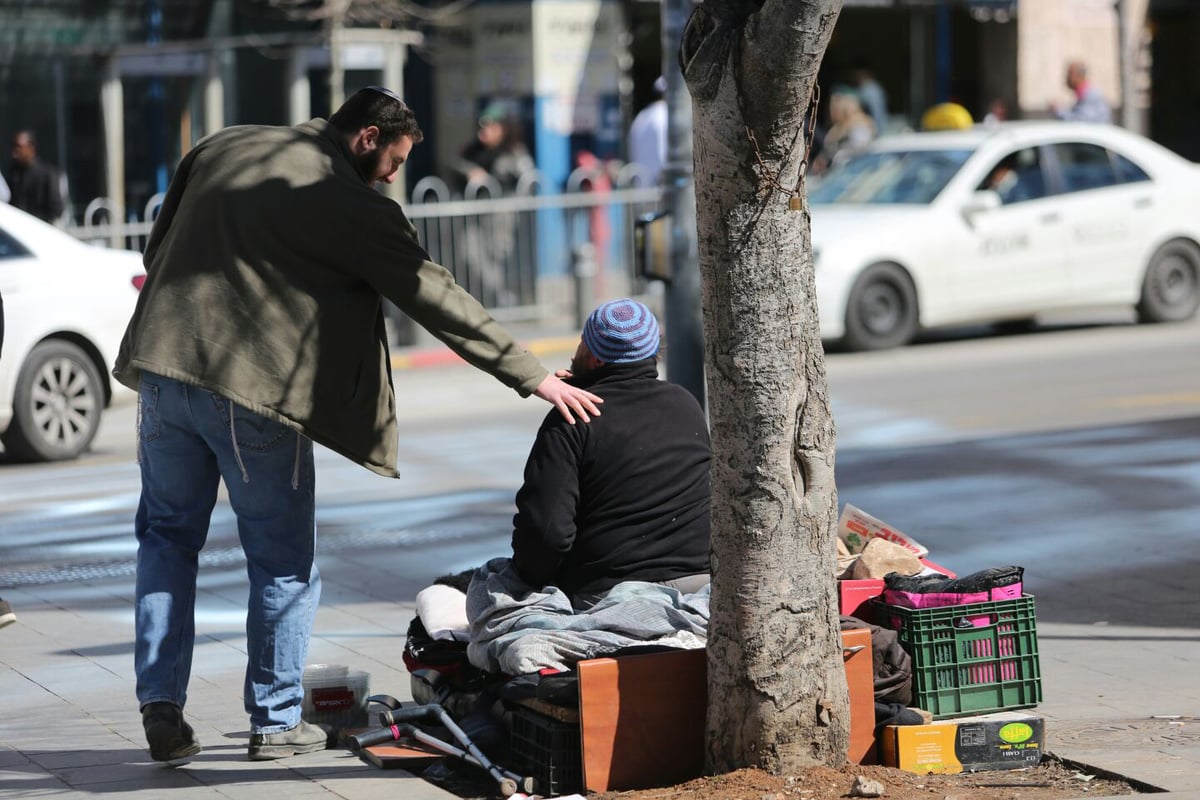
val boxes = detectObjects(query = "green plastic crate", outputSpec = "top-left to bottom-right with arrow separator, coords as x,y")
877,594 -> 1042,719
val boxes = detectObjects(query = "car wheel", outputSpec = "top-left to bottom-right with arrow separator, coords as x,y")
2,339 -> 105,462
1136,240 -> 1200,323
842,263 -> 919,351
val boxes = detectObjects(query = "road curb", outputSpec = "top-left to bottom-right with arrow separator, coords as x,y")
389,335 -> 579,371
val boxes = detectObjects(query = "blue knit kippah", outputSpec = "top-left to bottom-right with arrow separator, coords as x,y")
582,299 -> 661,363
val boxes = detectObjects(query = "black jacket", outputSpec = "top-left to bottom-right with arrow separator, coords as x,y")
7,160 -> 63,223
511,360 -> 711,596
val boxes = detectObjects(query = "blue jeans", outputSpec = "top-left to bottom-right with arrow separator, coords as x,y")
134,373 -> 319,733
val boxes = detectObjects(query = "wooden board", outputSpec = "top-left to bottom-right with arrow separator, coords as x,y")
342,728 -> 444,770
842,627 -> 878,765
360,742 -> 443,769
577,631 -> 878,791
578,648 -> 707,793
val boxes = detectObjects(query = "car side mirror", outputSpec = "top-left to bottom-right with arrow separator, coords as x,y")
962,189 -> 1002,226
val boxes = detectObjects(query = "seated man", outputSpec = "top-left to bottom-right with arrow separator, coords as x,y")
510,298 -> 711,610
978,148 -> 1044,205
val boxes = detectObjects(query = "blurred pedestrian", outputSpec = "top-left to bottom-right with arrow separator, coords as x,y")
982,97 -> 1010,126
448,100 -> 535,306
851,63 -> 889,136
450,100 -> 535,195
1052,61 -> 1111,123
812,87 -> 876,174
114,86 -> 602,765
6,130 -> 64,223
628,75 -> 668,186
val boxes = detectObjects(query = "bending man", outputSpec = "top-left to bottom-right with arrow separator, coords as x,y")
114,87 -> 601,764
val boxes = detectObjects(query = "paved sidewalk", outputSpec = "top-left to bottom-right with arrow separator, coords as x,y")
4,554 -> 1199,800
0,584 -> 460,800
1034,620 -> 1200,796
1,337 -> 1198,799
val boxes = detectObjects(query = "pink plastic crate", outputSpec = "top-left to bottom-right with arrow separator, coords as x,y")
839,559 -> 957,621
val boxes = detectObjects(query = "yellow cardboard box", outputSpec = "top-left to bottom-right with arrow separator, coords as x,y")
880,712 -> 1044,774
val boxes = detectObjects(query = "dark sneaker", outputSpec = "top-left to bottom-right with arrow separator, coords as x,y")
0,599 -> 15,629
142,702 -> 201,763
247,720 -> 331,760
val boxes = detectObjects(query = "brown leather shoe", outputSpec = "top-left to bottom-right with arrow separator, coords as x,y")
247,720 -> 331,760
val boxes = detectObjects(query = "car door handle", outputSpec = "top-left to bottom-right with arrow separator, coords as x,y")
1040,212 -> 1060,224
1133,197 -> 1153,209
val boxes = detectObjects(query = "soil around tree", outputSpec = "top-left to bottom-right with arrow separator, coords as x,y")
422,753 -> 1145,799
589,757 -> 1142,800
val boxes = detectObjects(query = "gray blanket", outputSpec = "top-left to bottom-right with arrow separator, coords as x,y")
465,557 -> 710,675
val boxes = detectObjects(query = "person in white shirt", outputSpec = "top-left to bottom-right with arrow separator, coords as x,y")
628,76 -> 668,186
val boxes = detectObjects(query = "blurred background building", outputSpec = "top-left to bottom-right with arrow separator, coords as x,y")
0,0 -> 1196,224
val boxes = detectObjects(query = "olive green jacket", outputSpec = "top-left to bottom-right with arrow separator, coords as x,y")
114,119 -> 547,477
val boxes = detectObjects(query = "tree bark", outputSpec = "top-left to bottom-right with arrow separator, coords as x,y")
681,0 -> 849,774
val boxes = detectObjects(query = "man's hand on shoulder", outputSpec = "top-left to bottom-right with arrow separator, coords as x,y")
534,374 -> 602,424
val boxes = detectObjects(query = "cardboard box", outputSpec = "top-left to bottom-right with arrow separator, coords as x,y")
879,712 -> 1044,774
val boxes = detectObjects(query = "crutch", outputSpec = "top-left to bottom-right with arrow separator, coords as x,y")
349,694 -> 535,797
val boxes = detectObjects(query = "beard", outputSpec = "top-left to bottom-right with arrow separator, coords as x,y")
569,353 -> 595,379
354,148 -> 386,183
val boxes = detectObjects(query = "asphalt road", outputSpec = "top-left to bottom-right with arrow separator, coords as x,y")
827,315 -> 1200,628
1,314 -> 1197,628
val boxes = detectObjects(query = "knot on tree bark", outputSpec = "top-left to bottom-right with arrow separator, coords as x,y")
680,5 -> 738,104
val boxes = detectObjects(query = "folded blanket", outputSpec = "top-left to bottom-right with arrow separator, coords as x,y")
466,557 -> 710,675
415,583 -> 471,642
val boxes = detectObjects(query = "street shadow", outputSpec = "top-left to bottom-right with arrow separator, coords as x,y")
63,629 -> 255,659
7,744 -> 427,794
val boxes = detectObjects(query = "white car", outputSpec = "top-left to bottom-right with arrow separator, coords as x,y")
810,121 -> 1200,350
0,203 -> 144,461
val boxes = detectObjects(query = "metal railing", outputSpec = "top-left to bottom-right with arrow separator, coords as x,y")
65,161 -> 665,335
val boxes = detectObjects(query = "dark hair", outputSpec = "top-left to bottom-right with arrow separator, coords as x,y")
329,87 -> 424,145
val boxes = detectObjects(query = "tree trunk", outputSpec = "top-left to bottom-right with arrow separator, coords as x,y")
680,0 -> 849,774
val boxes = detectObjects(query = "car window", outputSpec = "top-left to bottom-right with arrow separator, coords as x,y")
809,149 -> 974,205
1114,153 -> 1150,184
1053,142 -> 1118,192
0,227 -> 33,259
975,147 -> 1046,205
